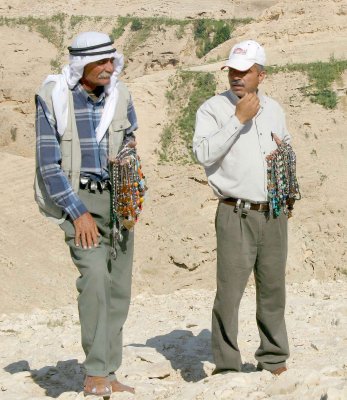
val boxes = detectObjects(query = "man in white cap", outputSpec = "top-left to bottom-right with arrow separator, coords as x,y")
35,32 -> 137,395
193,40 -> 291,375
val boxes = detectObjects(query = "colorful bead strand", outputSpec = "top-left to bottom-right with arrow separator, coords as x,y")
109,145 -> 146,248
267,142 -> 301,217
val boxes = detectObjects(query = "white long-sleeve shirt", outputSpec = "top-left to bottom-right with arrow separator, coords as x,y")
193,90 -> 290,202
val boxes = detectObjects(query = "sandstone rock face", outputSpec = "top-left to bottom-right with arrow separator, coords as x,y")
0,0 -> 346,304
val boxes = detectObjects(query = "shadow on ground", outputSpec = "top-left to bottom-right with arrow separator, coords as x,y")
128,328 -> 258,382
4,359 -> 84,397
5,334 -> 258,395
128,328 -> 212,382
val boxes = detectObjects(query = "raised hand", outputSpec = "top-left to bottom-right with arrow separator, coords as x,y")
235,92 -> 260,124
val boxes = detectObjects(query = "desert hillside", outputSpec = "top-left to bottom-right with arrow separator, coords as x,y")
0,1 -> 346,399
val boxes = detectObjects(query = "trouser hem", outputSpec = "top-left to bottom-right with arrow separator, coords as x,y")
84,369 -> 109,377
212,367 -> 240,375
108,372 -> 117,382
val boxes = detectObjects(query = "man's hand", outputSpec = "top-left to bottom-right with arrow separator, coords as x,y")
266,132 -> 283,161
272,132 -> 282,147
73,212 -> 100,249
127,138 -> 137,148
235,92 -> 260,124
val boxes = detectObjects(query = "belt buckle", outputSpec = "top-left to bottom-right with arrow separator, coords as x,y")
258,203 -> 269,212
241,201 -> 251,217
80,177 -> 89,189
89,181 -> 97,192
234,198 -> 242,213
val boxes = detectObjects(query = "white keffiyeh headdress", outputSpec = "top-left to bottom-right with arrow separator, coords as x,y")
41,32 -> 124,143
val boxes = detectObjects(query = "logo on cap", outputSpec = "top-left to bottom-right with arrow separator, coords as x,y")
233,47 -> 247,55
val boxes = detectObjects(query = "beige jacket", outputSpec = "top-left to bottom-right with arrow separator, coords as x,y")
193,90 -> 291,202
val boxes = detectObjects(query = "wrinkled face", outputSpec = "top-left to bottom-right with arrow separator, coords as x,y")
81,57 -> 115,90
228,64 -> 265,98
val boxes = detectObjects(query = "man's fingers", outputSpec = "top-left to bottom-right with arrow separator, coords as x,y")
74,228 -> 81,247
241,92 -> 252,103
243,93 -> 259,109
91,226 -> 100,247
72,213 -> 100,249
272,133 -> 282,146
80,231 -> 88,250
249,94 -> 259,105
235,92 -> 260,124
92,233 -> 99,247
267,133 -> 283,159
95,224 -> 100,237
237,95 -> 245,105
246,92 -> 257,101
237,93 -> 259,107
76,228 -> 99,249
86,231 -> 94,249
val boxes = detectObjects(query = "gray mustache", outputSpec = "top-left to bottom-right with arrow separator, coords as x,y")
231,80 -> 244,86
98,72 -> 112,79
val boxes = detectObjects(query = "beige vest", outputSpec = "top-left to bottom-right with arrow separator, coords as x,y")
34,81 -> 131,224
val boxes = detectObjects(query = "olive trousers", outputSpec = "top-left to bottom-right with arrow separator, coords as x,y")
212,201 -> 290,373
60,188 -> 134,377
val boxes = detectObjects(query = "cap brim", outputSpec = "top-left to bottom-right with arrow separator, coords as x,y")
221,59 -> 255,71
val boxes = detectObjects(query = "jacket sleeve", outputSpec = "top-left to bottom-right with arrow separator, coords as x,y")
35,95 -> 88,220
193,101 -> 244,167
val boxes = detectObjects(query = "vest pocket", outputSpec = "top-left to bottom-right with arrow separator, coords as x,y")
111,118 -> 131,132
60,138 -> 72,174
109,118 -> 131,159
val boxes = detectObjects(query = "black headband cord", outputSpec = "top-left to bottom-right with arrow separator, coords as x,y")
68,48 -> 116,57
68,40 -> 115,55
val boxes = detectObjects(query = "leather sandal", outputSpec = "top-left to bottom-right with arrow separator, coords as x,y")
110,379 -> 135,394
83,375 -> 112,397
271,366 -> 287,376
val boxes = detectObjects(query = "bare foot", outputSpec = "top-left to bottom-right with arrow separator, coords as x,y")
83,375 -> 111,396
111,379 -> 135,394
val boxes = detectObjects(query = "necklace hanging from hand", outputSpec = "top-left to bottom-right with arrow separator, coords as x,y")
267,142 -> 301,218
109,145 -> 146,248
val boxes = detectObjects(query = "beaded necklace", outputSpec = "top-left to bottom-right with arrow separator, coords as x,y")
267,142 -> 301,218
109,145 -> 146,255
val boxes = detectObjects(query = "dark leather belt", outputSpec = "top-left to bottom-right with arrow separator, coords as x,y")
79,178 -> 111,192
222,197 -> 269,212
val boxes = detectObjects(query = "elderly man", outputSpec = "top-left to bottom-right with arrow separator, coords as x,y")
35,32 -> 137,395
193,40 -> 291,375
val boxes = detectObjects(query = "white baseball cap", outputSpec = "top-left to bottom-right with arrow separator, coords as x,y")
221,40 -> 266,71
